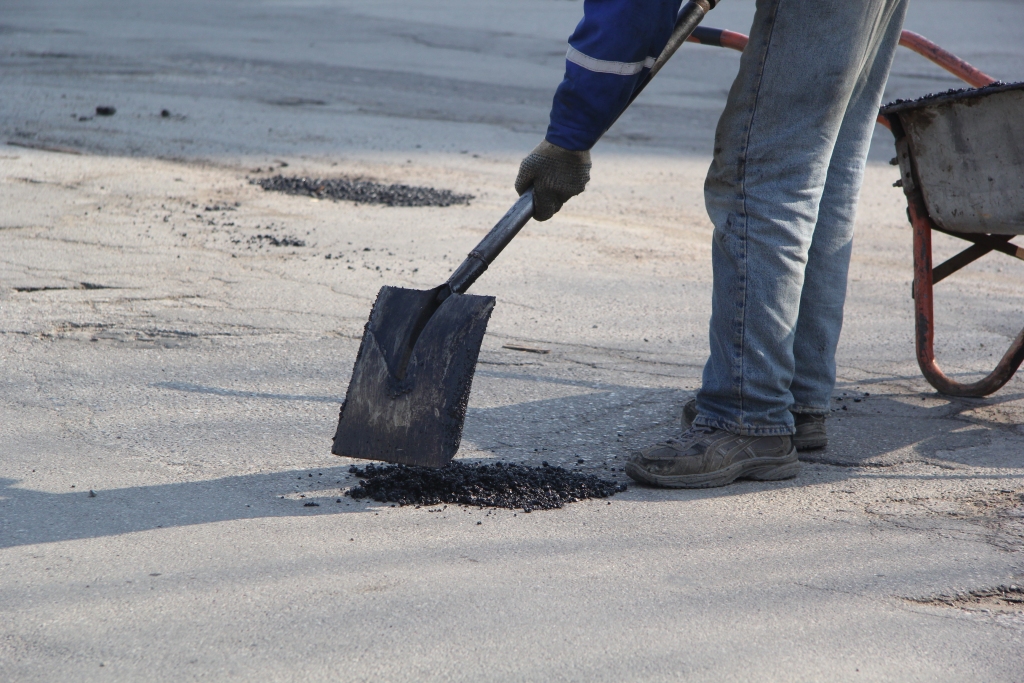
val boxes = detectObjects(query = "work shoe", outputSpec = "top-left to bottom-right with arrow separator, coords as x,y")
682,398 -> 827,451
624,426 -> 799,489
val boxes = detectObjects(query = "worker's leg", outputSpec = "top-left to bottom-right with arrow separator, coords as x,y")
696,0 -> 907,435
790,1 -> 908,415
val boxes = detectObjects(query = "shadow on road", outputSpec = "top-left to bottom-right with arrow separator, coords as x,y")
3,380 -> 1021,550
0,466 -> 370,550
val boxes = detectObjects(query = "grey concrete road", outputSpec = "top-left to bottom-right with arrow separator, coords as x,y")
2,1 -> 1023,681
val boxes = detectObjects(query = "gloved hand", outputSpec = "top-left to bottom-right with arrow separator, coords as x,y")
514,140 -> 591,221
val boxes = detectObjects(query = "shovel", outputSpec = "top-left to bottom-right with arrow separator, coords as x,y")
332,0 -> 719,468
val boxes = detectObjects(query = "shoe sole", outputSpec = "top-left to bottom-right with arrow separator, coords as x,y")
682,402 -> 827,452
624,450 -> 801,489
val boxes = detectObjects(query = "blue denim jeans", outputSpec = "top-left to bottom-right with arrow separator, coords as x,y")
694,0 -> 908,436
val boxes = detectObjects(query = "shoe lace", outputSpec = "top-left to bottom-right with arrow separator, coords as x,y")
667,425 -> 716,445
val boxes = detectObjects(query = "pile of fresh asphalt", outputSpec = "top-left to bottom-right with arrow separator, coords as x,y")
254,175 -> 473,207
347,462 -> 627,512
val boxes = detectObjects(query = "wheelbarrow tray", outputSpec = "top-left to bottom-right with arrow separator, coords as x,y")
881,81 -> 1024,235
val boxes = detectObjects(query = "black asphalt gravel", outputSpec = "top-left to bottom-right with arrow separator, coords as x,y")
347,461 -> 627,512
882,80 -> 1015,110
248,233 -> 306,247
254,175 -> 473,207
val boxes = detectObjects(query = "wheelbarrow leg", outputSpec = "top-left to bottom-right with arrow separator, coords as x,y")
908,191 -> 1024,396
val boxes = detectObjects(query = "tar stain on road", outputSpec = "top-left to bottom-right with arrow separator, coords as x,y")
347,462 -> 626,512
254,175 -> 473,207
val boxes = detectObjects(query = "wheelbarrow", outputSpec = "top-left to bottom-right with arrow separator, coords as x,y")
881,82 -> 1024,396
686,26 -> 1024,397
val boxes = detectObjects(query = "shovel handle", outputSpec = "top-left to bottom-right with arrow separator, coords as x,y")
444,0 -> 717,297
628,0 -> 717,106
445,189 -> 534,295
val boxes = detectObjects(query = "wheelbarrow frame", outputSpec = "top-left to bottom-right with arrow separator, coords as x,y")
686,26 -> 1024,397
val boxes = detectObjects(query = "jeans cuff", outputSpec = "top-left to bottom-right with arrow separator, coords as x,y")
693,415 -> 796,437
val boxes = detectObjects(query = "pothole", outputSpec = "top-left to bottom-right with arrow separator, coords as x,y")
38,322 -> 205,348
908,585 -> 1024,614
13,282 -> 113,293
347,461 -> 627,512
254,175 -> 473,207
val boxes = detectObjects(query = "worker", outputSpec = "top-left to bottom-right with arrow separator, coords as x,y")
516,0 -> 908,487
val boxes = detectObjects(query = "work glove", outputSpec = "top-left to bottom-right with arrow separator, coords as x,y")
515,140 -> 591,221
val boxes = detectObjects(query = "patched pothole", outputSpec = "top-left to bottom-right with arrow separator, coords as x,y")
908,585 -> 1024,614
866,488 -> 1024,552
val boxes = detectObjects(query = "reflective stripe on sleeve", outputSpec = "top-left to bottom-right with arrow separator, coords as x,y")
565,46 -> 656,76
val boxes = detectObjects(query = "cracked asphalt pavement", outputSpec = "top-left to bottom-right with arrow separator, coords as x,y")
2,0 -> 1023,681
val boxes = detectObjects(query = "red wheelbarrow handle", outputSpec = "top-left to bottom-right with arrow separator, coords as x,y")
686,26 -> 999,129
686,26 -> 996,87
897,31 -> 996,88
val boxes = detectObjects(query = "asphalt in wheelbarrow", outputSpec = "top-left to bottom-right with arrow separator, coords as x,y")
881,79 -> 1017,111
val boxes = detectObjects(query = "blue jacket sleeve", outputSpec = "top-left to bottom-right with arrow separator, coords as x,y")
546,0 -> 683,151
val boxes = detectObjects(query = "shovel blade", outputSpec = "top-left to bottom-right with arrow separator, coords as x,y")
332,285 -> 495,468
